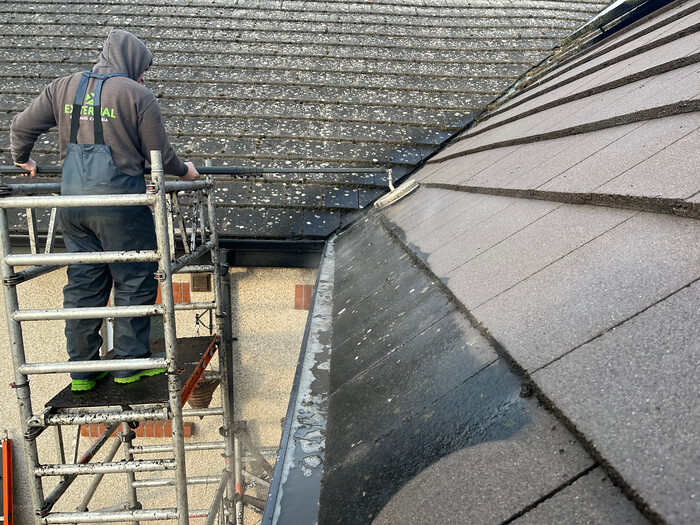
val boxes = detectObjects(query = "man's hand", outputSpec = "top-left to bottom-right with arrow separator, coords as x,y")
14,158 -> 37,178
181,162 -> 200,181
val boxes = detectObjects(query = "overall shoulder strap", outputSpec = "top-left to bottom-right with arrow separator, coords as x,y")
68,71 -> 92,144
91,73 -> 127,145
69,72 -> 128,145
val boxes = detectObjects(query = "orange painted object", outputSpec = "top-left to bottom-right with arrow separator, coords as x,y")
1,436 -> 12,525
180,334 -> 218,406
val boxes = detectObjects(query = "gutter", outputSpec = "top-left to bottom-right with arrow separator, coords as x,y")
261,237 -> 334,525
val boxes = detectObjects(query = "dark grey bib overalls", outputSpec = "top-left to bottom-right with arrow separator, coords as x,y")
61,71 -> 158,380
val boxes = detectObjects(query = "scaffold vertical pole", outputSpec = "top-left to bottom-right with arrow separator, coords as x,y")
205,164 -> 236,523
0,207 -> 44,525
234,434 -> 244,525
120,422 -> 140,525
150,150 -> 189,525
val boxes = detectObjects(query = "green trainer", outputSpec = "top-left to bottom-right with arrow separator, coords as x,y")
113,368 -> 166,384
71,371 -> 109,392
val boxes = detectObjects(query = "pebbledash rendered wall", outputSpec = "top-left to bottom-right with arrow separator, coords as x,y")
0,264 -> 315,523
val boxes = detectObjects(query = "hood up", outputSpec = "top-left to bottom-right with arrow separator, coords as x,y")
92,29 -> 153,81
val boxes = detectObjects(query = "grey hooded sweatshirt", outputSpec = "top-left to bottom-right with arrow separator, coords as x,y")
10,29 -> 187,177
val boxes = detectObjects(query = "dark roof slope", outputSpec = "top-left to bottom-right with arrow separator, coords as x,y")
319,216 -> 648,524
319,0 -> 699,523
0,0 -> 609,238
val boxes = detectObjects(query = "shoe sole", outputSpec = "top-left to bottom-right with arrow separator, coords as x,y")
114,368 -> 166,384
71,371 -> 109,392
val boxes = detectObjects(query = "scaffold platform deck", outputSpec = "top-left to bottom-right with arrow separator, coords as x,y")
46,336 -> 217,409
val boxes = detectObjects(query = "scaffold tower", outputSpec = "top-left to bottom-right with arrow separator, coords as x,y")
0,151 -> 244,524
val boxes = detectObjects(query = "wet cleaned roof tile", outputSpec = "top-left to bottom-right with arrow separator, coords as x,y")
322,215 -> 626,524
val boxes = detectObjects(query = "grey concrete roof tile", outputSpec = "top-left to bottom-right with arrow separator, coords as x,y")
400,197 -> 559,274
463,63 -> 700,157
540,114 -> 700,193
511,468 -> 649,525
392,189 -> 476,235
411,161 -> 443,183
323,187 -> 359,209
214,181 -> 250,204
446,204 -> 636,310
484,75 -> 589,128
512,8 -> 700,110
332,222 -> 400,293
419,194 -> 523,276
429,146 -> 524,185
532,280 -> 700,524
587,65 -> 700,122
325,214 -> 607,516
327,309 -> 497,464
418,156 -> 470,184
369,392 -> 595,525
262,208 -> 305,237
400,193 -> 499,252
286,183 -> 325,207
429,133 -> 479,162
331,282 -> 450,393
612,30 -> 700,81
510,1 -> 699,104
489,101 -> 583,146
523,93 -> 619,137
472,212 -> 700,371
462,138 -> 574,188
503,123 -> 643,190
358,187 -> 387,208
381,186 -> 449,227
594,125 -> 700,199
246,182 -> 288,206
216,207 -> 266,236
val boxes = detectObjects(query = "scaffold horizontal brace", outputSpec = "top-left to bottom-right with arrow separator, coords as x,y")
14,303 -> 163,322
174,302 -> 215,311
28,406 -> 170,427
0,193 -> 154,209
20,357 -> 168,375
131,441 -> 226,455
132,475 -> 223,488
39,508 -> 179,523
6,250 -> 160,267
35,459 -> 176,477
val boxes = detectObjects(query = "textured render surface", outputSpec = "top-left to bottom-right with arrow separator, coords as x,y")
229,266 -> 317,447
0,0 -> 610,237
